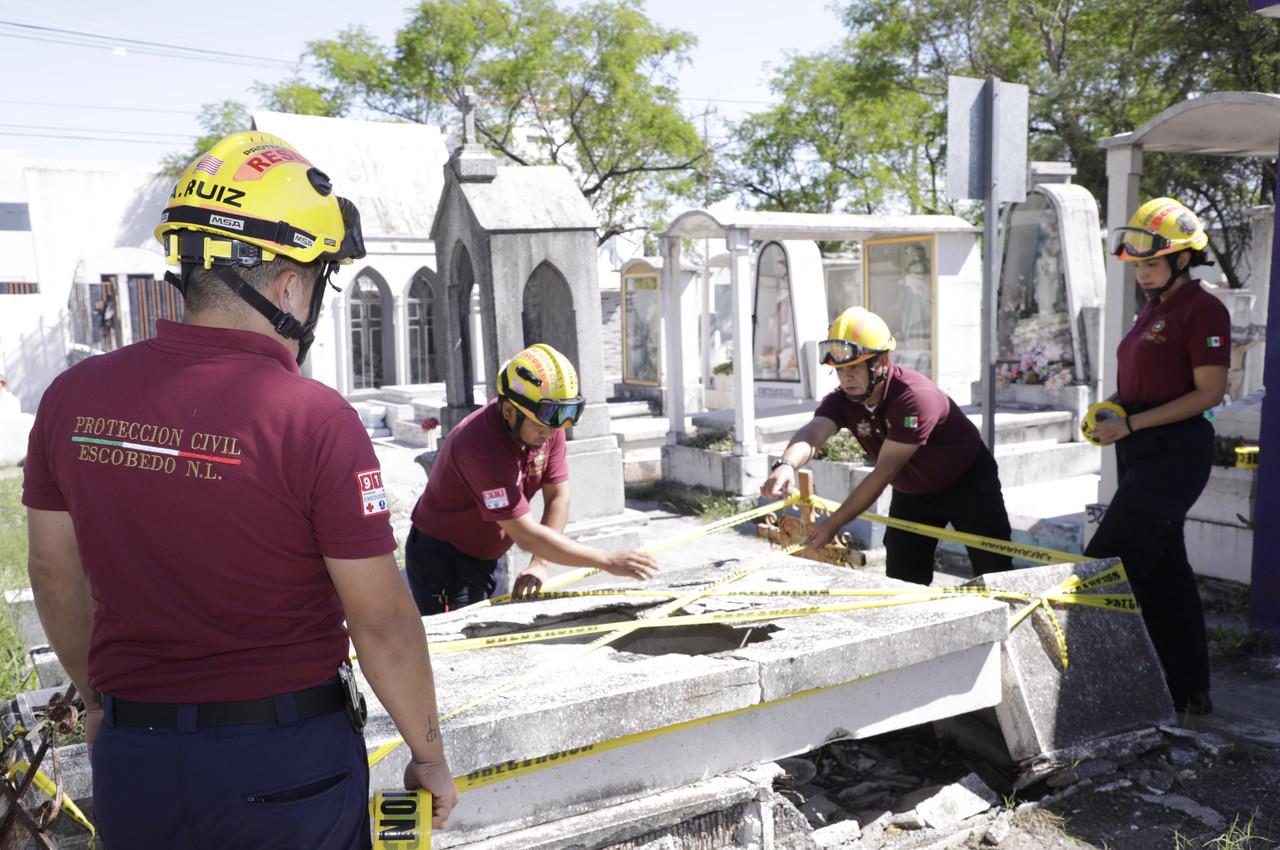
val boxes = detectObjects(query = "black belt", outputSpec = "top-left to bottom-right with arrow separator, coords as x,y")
109,683 -> 346,729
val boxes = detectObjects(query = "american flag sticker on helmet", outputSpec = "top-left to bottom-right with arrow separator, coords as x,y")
1206,336 -> 1223,348
356,468 -> 389,517
194,155 -> 224,176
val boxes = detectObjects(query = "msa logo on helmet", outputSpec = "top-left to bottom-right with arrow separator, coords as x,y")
292,233 -> 315,249
208,214 -> 244,231
170,179 -> 245,208
233,146 -> 312,181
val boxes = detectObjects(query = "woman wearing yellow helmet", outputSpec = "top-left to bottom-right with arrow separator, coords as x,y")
764,307 -> 1015,585
1088,197 -> 1230,715
406,343 -> 658,614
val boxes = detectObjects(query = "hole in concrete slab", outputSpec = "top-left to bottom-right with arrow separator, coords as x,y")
610,623 -> 778,657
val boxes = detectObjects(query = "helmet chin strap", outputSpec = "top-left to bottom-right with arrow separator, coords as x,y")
1147,254 -> 1189,300
501,402 -> 542,451
167,261 -> 330,366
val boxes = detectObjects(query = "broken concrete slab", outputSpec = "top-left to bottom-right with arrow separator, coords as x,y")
967,557 -> 1176,760
907,773 -> 998,830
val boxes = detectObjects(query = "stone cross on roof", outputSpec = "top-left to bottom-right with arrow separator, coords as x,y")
460,86 -> 477,145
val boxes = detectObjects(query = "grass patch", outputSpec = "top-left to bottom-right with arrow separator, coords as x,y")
624,480 -> 748,523
681,431 -> 733,454
813,430 -> 867,464
1209,625 -> 1265,659
0,475 -> 35,701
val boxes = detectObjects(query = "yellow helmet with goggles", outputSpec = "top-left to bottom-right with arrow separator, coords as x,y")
819,306 -> 897,367
498,344 -> 586,429
1111,197 -> 1207,262
153,131 -> 365,365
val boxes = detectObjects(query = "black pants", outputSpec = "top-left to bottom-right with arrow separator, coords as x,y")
1084,414 -> 1213,705
405,527 -> 498,615
884,448 -> 1014,585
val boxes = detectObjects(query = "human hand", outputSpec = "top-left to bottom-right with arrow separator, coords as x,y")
601,549 -> 659,581
1091,415 -> 1130,445
513,561 -> 550,599
404,758 -> 460,828
803,517 -> 837,550
760,464 -> 796,498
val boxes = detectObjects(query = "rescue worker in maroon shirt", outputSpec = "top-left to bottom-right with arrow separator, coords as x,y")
761,307 -> 1014,585
1085,197 -> 1230,716
23,131 -> 458,848
406,343 -> 658,614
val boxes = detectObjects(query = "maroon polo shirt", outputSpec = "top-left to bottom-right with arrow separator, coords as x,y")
411,398 -> 569,560
1117,279 -> 1231,405
814,364 -> 981,494
22,320 -> 395,703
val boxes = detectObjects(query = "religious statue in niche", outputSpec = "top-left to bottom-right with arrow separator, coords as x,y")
865,238 -> 932,377
623,275 -> 660,384
753,245 -> 800,382
996,199 -> 1075,389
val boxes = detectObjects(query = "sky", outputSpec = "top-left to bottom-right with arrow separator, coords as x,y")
0,0 -> 846,168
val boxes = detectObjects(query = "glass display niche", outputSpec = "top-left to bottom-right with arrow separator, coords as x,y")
621,271 -> 661,385
996,193 -> 1075,389
753,242 -> 800,382
863,235 -> 934,378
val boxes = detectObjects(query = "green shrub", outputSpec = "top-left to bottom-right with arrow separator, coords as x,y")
682,431 -> 733,454
814,430 -> 867,463
712,360 -> 733,376
0,476 -> 35,701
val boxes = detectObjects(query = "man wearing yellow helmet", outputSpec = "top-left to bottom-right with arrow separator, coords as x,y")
761,307 -> 1014,584
23,131 -> 458,846
1087,197 -> 1230,716
406,343 -> 658,613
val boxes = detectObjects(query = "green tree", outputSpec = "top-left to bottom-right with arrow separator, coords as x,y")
722,0 -> 1280,284
160,99 -> 251,176
168,0 -> 709,243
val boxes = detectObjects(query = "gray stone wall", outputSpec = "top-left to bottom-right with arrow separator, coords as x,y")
600,289 -> 622,389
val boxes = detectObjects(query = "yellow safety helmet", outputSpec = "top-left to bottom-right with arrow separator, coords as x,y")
154,131 -> 365,365
1111,197 -> 1207,262
498,343 -> 586,429
819,306 -> 897,367
155,130 -> 363,269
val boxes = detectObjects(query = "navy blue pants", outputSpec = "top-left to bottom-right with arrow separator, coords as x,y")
1084,414 -> 1213,705
93,695 -> 371,849
405,527 -> 498,615
884,448 -> 1015,585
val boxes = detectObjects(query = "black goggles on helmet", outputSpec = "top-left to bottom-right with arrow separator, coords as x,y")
506,392 -> 587,429
818,339 -> 882,367
1110,227 -> 1173,259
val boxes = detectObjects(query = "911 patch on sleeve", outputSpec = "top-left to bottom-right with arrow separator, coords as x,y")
356,468 -> 389,517
482,487 -> 509,510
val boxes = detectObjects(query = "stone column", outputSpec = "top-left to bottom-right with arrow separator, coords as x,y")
1098,144 -> 1143,506
661,235 -> 685,442
728,228 -> 757,456
393,293 -> 408,385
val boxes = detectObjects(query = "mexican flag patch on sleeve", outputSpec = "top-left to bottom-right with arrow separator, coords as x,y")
1206,336 -> 1223,348
903,415 -> 919,428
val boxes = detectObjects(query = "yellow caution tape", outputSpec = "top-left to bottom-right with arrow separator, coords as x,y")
809,495 -> 1085,564
371,787 -> 431,849
369,548 -> 797,768
1081,401 -> 1127,446
7,761 -> 95,835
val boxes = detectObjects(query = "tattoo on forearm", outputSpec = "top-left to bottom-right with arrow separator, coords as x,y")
426,719 -> 439,743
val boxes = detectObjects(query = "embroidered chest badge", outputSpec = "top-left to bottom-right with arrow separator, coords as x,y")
530,451 -> 546,476
856,421 -> 873,437
483,488 -> 510,510
903,415 -> 919,429
1143,319 -> 1168,345
355,469 -> 389,517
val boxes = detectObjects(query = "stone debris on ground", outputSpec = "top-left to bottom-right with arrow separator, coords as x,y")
761,716 -> 1277,849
